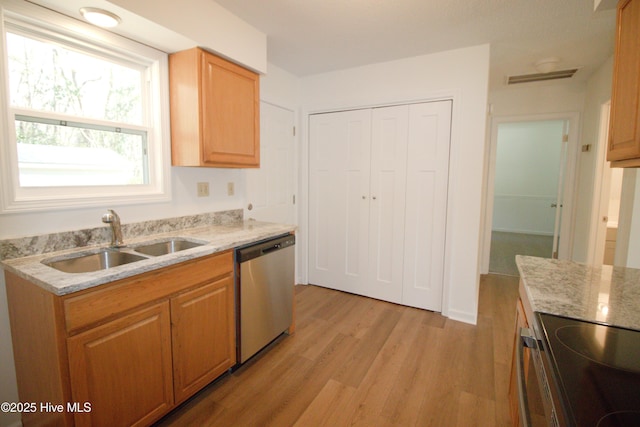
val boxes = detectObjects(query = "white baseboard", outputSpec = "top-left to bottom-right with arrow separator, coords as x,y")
446,309 -> 477,325
492,228 -> 554,236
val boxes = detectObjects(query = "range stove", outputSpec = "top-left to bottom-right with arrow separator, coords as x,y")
538,313 -> 640,427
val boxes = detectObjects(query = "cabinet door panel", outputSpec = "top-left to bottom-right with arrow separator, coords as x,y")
608,0 -> 640,163
201,51 -> 259,166
171,274 -> 235,403
67,302 -> 173,427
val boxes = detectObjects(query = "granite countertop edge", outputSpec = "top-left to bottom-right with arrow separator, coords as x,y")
1,220 -> 296,296
516,255 -> 640,331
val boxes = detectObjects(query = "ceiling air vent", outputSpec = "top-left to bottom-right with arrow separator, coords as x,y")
507,68 -> 579,85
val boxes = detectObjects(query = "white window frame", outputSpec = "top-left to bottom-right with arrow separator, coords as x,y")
0,0 -> 171,213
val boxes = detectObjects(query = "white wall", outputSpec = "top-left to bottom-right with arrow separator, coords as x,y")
261,63 -> 301,110
107,0 -> 267,73
576,56 -> 615,262
489,82 -> 587,117
300,44 -> 491,324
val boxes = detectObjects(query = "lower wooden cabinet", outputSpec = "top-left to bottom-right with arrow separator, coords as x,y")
68,302 -> 174,427
508,299 -> 528,427
171,276 -> 235,403
5,250 -> 236,427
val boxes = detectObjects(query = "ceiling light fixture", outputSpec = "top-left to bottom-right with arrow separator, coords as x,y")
534,57 -> 560,74
79,7 -> 121,28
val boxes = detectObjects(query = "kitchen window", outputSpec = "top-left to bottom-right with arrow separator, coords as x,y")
0,1 -> 170,212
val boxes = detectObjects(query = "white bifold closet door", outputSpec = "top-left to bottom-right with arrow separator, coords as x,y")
308,100 -> 451,311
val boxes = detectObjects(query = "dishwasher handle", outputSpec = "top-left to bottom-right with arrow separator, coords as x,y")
261,243 -> 282,255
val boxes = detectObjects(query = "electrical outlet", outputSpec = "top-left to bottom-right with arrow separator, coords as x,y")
197,182 -> 209,197
227,182 -> 235,196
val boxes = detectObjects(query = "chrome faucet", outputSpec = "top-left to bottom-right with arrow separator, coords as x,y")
101,209 -> 125,247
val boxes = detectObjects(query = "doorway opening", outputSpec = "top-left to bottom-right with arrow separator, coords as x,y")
590,101 -> 623,266
485,116 -> 577,276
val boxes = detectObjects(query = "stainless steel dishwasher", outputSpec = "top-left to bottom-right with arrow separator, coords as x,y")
235,234 -> 295,363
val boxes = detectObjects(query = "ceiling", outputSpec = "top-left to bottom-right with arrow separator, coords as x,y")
23,0 -> 617,91
213,0 -> 617,90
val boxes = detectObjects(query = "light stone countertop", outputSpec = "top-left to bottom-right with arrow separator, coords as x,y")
516,255 -> 640,331
1,219 -> 296,296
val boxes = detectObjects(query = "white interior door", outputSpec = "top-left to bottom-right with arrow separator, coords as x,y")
551,123 -> 569,258
402,101 -> 452,311
308,109 -> 371,294
367,105 -> 409,303
245,102 -> 295,223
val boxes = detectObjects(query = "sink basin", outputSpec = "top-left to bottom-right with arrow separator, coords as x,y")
43,249 -> 147,274
133,238 -> 204,257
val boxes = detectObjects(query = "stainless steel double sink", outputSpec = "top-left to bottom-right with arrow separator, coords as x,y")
42,238 -> 206,274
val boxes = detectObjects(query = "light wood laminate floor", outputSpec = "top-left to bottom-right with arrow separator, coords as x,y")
155,274 -> 519,427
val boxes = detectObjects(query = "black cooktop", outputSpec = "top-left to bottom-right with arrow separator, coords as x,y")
538,313 -> 640,427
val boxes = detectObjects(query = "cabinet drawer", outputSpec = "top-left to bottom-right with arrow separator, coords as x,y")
63,250 -> 233,333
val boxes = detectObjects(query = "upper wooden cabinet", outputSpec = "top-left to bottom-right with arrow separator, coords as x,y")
608,0 -> 640,167
169,47 -> 260,168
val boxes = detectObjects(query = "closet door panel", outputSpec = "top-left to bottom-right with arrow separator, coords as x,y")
345,119 -> 372,295
309,110 -> 371,294
403,101 -> 452,311
309,118 -> 338,288
368,105 -> 409,303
